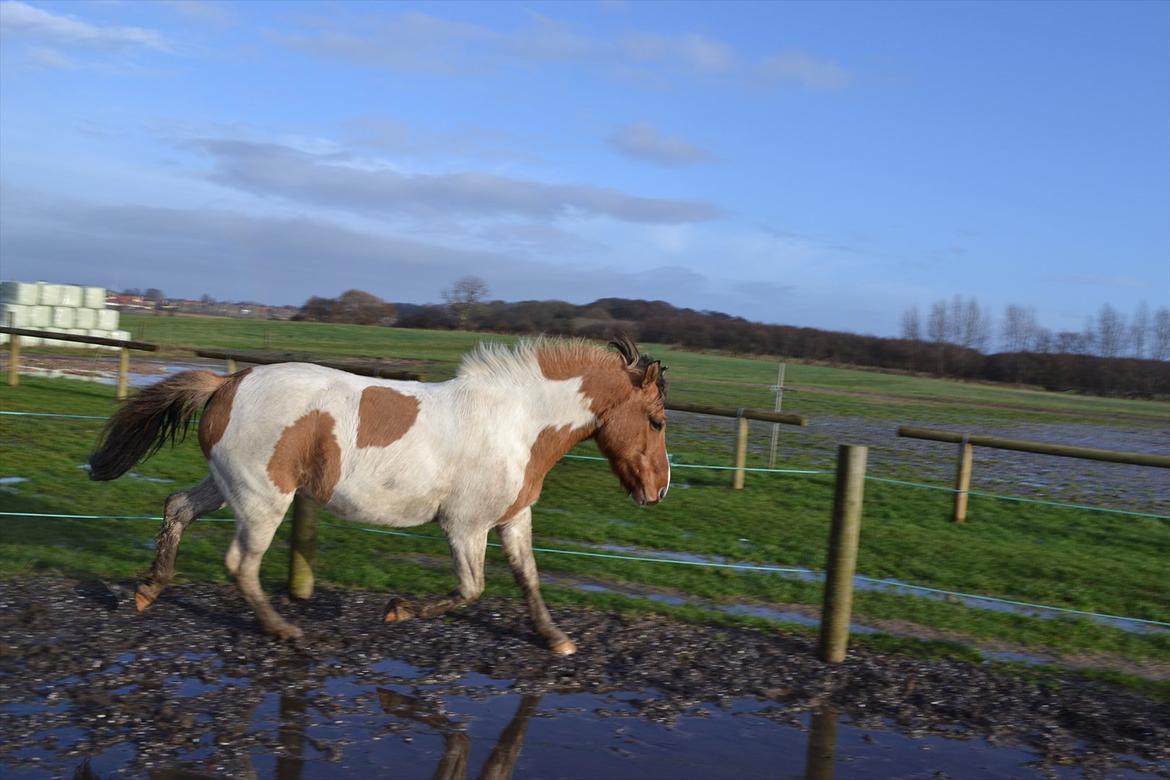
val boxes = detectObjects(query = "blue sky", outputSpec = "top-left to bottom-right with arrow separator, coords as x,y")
1,0 -> 1167,338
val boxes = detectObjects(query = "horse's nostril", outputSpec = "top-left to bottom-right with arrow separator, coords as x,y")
658,485 -> 669,501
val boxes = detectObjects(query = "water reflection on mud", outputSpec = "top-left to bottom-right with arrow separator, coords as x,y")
7,667 -> 1164,780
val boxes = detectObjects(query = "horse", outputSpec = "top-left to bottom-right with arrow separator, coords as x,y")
88,336 -> 669,654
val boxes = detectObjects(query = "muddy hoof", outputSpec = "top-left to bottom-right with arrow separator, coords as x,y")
384,601 -> 416,623
264,623 -> 304,641
134,589 -> 156,613
549,638 -> 578,656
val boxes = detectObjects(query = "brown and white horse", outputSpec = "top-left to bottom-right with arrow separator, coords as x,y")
89,337 -> 669,654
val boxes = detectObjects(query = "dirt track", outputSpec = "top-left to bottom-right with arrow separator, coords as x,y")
0,578 -> 1167,778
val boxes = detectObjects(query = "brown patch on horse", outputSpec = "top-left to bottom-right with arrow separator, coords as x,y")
536,348 -> 633,415
496,424 -> 589,525
266,410 -> 343,502
198,368 -> 253,457
356,386 -> 420,448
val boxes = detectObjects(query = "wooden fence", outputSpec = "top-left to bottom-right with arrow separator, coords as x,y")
2,325 -> 157,400
897,425 -> 1170,523
194,349 -> 423,381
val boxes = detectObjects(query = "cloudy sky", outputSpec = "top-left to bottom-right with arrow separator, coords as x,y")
1,0 -> 1167,336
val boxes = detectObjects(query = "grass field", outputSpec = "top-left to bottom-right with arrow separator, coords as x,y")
3,315 -> 1169,681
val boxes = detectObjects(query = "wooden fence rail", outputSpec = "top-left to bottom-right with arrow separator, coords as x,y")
666,402 -> 808,490
897,425 -> 1169,523
1,325 -> 158,400
193,349 -> 423,381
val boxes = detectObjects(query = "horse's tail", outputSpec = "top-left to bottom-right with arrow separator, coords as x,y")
88,371 -> 227,481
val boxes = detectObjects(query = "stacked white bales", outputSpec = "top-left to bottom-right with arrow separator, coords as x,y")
1,280 -> 130,350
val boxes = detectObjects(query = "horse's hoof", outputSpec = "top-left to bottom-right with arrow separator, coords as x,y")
549,639 -> 577,656
384,604 -> 415,623
134,590 -> 155,613
265,623 -> 303,641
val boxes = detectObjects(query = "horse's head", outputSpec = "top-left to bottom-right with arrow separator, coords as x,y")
594,336 -> 671,506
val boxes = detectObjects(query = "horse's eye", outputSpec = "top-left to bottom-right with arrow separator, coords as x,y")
649,417 -> 664,431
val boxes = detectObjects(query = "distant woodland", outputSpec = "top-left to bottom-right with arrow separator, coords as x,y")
296,287 -> 1170,398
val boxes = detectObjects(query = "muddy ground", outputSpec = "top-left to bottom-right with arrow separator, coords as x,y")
0,578 -> 1167,778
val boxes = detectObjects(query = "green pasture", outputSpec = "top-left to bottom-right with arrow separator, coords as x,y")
2,344 -> 1168,677
105,313 -> 1170,428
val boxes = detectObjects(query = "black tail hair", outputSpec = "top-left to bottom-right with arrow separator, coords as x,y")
88,371 -> 225,481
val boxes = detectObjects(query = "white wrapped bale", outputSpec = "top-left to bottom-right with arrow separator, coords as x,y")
74,308 -> 98,329
19,336 -> 43,347
83,287 -> 106,309
97,309 -> 120,331
52,307 -> 76,329
29,306 -> 51,328
58,285 -> 82,308
37,283 -> 63,306
0,333 -> 7,345
0,303 -> 32,327
1,282 -> 39,305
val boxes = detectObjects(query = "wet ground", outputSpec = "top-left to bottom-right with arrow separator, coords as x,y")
1,578 -> 1167,779
674,412 -> 1169,515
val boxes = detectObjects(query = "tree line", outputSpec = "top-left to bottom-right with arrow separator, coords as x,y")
294,281 -> 1169,398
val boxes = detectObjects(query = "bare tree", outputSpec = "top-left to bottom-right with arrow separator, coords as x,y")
960,298 -> 990,352
1001,304 -> 1037,353
1096,304 -> 1127,358
1130,301 -> 1150,359
900,306 -> 921,341
1153,306 -> 1170,362
947,294 -> 964,345
442,276 -> 490,328
927,301 -> 947,344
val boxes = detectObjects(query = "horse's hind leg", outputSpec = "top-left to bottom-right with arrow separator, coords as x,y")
136,477 -> 225,612
385,524 -> 488,623
497,509 -> 576,655
225,499 -> 301,640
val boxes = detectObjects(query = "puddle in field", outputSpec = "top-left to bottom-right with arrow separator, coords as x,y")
562,542 -> 1168,636
0,660 -> 1161,779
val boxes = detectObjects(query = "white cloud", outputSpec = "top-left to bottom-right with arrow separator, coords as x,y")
756,51 -> 851,91
608,122 -> 716,167
619,31 -> 735,74
276,11 -> 848,92
0,0 -> 167,50
184,136 -> 721,224
277,11 -> 496,74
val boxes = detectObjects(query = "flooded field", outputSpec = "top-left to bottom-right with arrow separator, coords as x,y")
1,579 -> 1167,779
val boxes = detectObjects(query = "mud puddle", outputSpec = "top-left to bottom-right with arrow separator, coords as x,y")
1,578 -> 1167,779
2,661 -> 1164,779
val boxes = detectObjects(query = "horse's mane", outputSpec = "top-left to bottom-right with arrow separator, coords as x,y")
457,337 -> 617,384
456,337 -> 667,398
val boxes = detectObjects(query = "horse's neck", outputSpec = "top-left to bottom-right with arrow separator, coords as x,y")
460,365 -> 606,444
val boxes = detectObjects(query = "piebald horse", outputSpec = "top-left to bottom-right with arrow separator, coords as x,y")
89,337 -> 669,654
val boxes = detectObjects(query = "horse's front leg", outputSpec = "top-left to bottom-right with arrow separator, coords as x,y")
498,509 -> 576,655
385,525 -> 487,622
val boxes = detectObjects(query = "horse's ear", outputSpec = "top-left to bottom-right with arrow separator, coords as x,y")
641,361 -> 661,389
609,335 -> 639,369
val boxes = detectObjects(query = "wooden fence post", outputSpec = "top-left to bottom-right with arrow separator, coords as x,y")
7,334 -> 19,388
953,436 -> 973,523
732,411 -> 749,490
226,357 -> 237,375
116,347 -> 130,401
288,492 -> 318,600
817,444 -> 867,664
